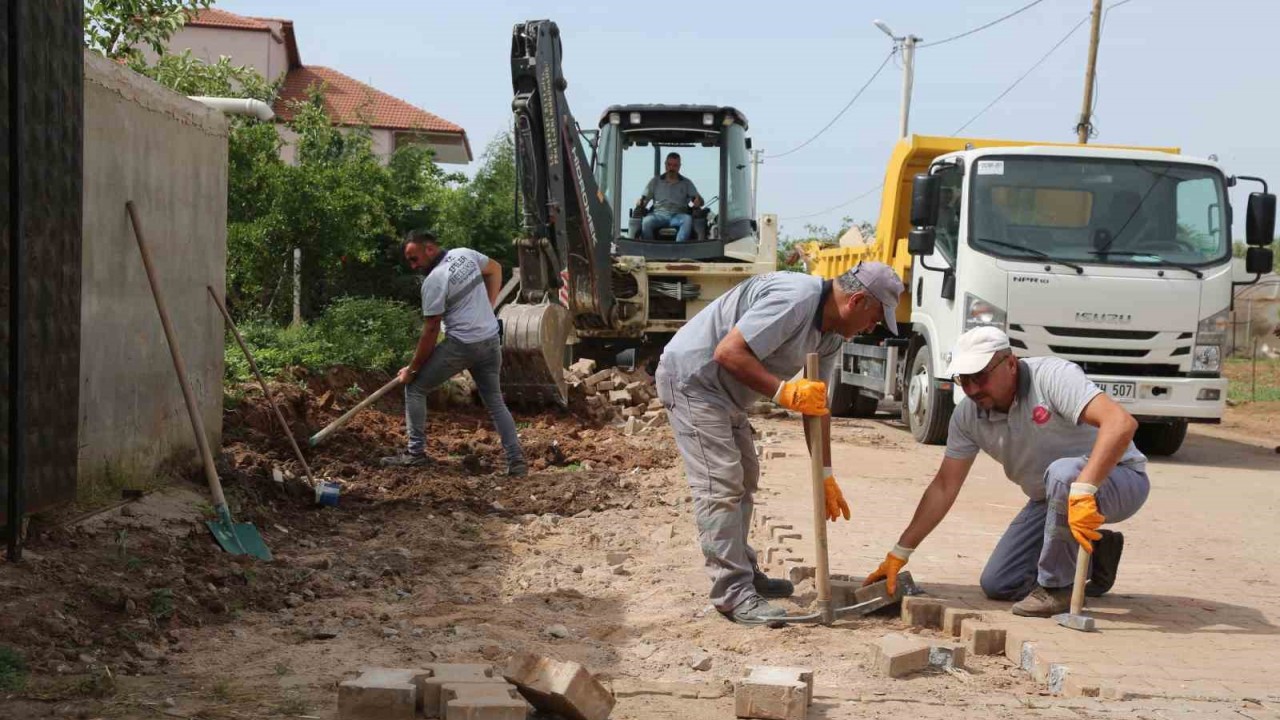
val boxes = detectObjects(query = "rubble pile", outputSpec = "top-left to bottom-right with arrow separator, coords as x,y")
564,359 -> 667,434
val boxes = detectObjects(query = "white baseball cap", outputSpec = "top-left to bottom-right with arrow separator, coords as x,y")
945,326 -> 1011,377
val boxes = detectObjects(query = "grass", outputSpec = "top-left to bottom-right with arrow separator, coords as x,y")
74,462 -> 165,513
0,646 -> 27,692
1224,357 -> 1280,403
274,688 -> 309,715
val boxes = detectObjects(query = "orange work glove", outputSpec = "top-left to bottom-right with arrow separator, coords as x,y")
773,378 -> 828,416
1068,483 -> 1105,553
823,468 -> 850,522
863,545 -> 913,595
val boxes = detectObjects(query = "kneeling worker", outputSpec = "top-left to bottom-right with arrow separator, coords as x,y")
864,327 -> 1149,617
656,263 -> 905,624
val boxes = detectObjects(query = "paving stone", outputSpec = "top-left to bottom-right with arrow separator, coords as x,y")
901,596 -> 947,629
941,608 -> 984,637
441,683 -> 529,720
504,652 -> 614,720
419,664 -> 504,718
927,642 -> 967,670
734,666 -> 813,720
339,667 -> 423,720
786,564 -> 815,585
869,633 -> 931,678
960,620 -> 1007,656
851,571 -> 918,614
1002,626 -> 1039,669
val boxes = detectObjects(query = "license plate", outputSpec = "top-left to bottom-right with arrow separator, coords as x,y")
1101,381 -> 1136,403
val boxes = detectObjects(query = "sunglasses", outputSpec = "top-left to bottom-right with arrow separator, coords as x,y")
953,353 -> 1007,386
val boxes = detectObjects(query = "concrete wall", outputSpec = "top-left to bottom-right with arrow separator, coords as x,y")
80,50 -> 229,486
157,25 -> 286,84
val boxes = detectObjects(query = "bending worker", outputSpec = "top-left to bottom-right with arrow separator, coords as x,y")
381,229 -> 527,477
656,263 -> 904,624
864,327 -> 1149,617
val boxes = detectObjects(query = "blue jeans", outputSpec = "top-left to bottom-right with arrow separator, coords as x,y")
404,334 -> 525,471
980,457 -> 1150,599
642,212 -> 694,242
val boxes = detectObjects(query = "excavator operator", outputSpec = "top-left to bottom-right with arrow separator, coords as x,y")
636,152 -> 704,242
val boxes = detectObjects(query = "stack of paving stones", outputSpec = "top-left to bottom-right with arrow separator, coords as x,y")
734,666 -> 814,720
338,654 -> 614,720
563,359 -> 665,434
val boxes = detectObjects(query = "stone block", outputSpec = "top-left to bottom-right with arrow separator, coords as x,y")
901,596 -> 946,629
1062,672 -> 1102,698
960,620 -> 1006,656
621,405 -> 643,418
785,564 -> 814,585
775,532 -> 802,542
941,608 -> 984,637
607,389 -> 631,404
647,398 -> 664,411
851,571 -> 918,614
767,523 -> 794,541
829,579 -> 859,608
927,642 -> 967,670
442,683 -> 529,720
762,449 -> 787,459
1002,626 -> 1038,669
420,664 -> 504,718
339,667 -> 422,720
869,634 -> 930,678
568,359 -> 597,376
504,653 -> 614,720
584,369 -> 614,385
734,666 -> 813,720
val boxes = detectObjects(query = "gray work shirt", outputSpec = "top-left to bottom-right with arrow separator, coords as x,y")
420,248 -> 499,343
644,174 -> 700,216
657,272 -> 844,412
945,356 -> 1148,501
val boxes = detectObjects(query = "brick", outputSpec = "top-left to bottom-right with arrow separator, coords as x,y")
419,664 -> 504,719
647,398 -> 664,411
941,608 -> 984,637
339,667 -> 422,720
1061,672 -> 1102,698
960,620 -> 1006,656
869,634 -> 931,678
584,368 -> 614,384
441,683 -> 529,720
607,389 -> 630,404
621,405 -> 643,418
734,666 -> 813,720
829,579 -> 858,608
767,524 -> 794,541
1002,626 -> 1038,669
763,449 -> 787,459
851,571 -> 918,614
568,359 -> 597,376
927,642 -> 967,670
504,653 -> 614,720
786,564 -> 815,585
901,597 -> 946,629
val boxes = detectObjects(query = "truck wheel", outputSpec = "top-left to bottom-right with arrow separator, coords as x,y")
1133,420 -> 1188,456
902,344 -> 952,445
827,365 -> 879,417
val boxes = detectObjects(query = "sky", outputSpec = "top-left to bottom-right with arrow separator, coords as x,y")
217,0 -> 1280,239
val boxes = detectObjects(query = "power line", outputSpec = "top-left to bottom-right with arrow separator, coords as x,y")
764,50 -> 895,160
917,0 -> 1050,48
779,183 -> 883,222
950,13 -> 1090,136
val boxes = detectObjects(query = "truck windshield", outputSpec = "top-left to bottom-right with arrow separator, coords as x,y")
968,156 -> 1228,267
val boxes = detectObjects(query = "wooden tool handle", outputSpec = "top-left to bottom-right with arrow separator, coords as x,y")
804,353 -> 834,625
127,202 -> 226,510
1070,544 -> 1090,615
309,377 -> 401,447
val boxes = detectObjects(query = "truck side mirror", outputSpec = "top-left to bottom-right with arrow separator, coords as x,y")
1246,192 -> 1276,246
910,174 -> 940,228
1246,246 -> 1274,275
908,228 -> 936,256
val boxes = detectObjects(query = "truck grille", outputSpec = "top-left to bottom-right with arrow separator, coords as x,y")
1074,361 -> 1182,377
1044,327 -> 1158,340
1048,346 -> 1148,358
1009,323 -> 1193,376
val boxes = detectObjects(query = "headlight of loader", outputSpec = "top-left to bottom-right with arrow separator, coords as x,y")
1193,310 -> 1228,373
964,293 -> 1007,331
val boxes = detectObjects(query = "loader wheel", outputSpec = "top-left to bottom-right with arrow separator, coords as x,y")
902,344 -> 952,445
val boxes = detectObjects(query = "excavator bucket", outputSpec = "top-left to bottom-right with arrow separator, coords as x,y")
498,303 -> 572,407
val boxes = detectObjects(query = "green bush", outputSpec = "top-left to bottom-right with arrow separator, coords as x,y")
225,297 -> 420,382
0,645 -> 26,692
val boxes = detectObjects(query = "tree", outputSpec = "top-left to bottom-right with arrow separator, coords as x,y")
84,0 -> 211,62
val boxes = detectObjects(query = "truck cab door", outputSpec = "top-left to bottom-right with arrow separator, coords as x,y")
913,163 -> 963,376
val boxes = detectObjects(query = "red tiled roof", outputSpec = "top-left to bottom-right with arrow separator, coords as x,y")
272,66 -> 466,135
184,8 -> 272,31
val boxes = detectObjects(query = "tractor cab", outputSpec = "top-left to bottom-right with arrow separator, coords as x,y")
592,104 -> 757,261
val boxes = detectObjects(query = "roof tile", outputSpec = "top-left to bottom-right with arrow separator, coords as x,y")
272,66 -> 465,134
184,8 -> 272,31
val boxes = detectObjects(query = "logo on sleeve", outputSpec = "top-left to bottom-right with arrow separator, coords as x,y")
1032,405 -> 1052,425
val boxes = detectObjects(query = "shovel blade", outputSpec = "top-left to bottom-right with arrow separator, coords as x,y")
206,519 -> 272,561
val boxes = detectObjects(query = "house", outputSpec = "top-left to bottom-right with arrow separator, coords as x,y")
159,8 -> 472,164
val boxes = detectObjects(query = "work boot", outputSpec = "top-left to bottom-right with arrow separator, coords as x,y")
380,452 -> 429,468
1010,585 -> 1071,617
752,573 -> 795,599
1086,529 -> 1124,597
507,462 -> 528,478
727,596 -> 787,625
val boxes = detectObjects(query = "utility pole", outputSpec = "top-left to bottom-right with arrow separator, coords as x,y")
1076,0 -> 1103,144
750,148 -> 762,220
874,20 -> 922,139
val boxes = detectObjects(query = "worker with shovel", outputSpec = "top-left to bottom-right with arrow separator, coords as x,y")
863,327 -> 1149,617
381,229 -> 527,477
655,262 -> 904,624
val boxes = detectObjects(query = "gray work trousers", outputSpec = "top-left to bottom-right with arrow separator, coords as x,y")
981,457 -> 1150,599
404,334 -> 525,470
656,367 -> 764,612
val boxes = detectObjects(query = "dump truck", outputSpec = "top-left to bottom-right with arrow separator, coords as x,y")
499,19 -> 777,405
805,135 -> 1276,456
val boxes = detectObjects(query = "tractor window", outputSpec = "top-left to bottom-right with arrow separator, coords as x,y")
620,143 -> 658,236
724,123 -> 752,226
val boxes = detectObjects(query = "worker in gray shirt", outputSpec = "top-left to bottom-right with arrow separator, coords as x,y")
381,229 -> 526,477
863,327 -> 1150,618
637,152 -> 702,242
656,262 -> 905,624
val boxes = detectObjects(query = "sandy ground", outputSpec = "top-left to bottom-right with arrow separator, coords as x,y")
1,380 -> 1278,719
